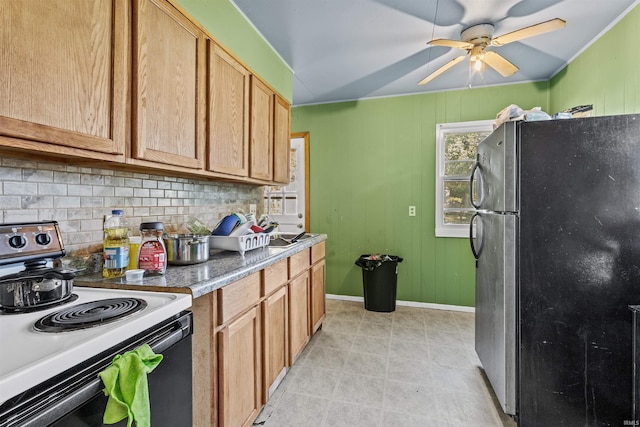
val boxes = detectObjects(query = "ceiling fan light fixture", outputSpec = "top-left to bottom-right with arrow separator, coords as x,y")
469,45 -> 485,63
473,59 -> 485,72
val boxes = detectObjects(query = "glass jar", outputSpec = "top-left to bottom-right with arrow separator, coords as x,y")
138,222 -> 167,276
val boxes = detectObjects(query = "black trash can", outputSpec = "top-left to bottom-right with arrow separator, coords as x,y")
355,254 -> 403,312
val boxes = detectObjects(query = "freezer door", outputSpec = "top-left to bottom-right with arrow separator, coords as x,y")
473,211 -> 517,414
471,122 -> 517,213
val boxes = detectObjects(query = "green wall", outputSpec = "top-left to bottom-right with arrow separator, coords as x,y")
549,4 -> 640,115
292,83 -> 549,306
176,0 -> 293,102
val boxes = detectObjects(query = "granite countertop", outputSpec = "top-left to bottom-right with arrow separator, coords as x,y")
76,234 -> 327,298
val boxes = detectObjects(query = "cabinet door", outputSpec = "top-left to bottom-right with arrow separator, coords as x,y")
191,292 -> 217,427
310,259 -> 326,335
0,0 -> 127,158
273,95 -> 290,184
262,286 -> 288,403
250,76 -> 273,181
208,43 -> 250,176
132,0 -> 205,169
218,306 -> 262,427
288,271 -> 310,364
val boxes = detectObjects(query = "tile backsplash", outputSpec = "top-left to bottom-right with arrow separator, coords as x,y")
0,157 -> 263,271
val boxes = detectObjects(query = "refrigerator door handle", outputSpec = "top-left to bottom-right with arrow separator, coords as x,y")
470,212 -> 481,260
470,155 -> 483,209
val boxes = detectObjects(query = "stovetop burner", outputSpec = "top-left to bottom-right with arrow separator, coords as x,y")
34,297 -> 147,332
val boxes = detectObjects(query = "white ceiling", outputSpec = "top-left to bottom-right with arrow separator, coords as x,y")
231,0 -> 639,106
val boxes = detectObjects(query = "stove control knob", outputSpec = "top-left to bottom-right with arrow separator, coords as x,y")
9,235 -> 27,249
35,233 -> 51,246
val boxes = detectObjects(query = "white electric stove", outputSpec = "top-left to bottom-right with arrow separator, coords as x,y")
0,221 -> 192,425
0,286 -> 191,406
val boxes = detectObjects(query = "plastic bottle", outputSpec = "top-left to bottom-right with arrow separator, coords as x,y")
138,222 -> 167,276
103,210 -> 130,278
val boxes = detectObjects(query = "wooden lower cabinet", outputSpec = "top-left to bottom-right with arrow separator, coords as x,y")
191,291 -> 217,427
218,306 -> 262,427
288,271 -> 310,364
191,242 -> 326,427
262,286 -> 288,402
310,259 -> 326,335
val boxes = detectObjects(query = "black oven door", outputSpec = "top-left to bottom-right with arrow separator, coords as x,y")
0,312 -> 192,427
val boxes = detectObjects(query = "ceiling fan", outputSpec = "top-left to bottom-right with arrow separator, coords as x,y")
418,18 -> 566,86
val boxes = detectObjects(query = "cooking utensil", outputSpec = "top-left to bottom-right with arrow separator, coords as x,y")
0,265 -> 76,310
276,231 -> 306,245
262,225 -> 276,234
163,234 -> 210,265
229,220 -> 255,237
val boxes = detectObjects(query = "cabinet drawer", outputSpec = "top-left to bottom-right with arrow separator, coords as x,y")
311,242 -> 325,264
289,249 -> 310,279
262,258 -> 288,296
218,272 -> 260,325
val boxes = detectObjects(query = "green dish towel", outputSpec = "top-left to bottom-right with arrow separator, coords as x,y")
98,344 -> 163,427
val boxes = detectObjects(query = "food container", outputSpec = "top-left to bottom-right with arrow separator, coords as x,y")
139,222 -> 167,275
125,269 -> 145,281
0,267 -> 76,310
163,234 -> 210,265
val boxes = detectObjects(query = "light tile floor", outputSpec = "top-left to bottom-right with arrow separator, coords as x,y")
254,299 -> 517,427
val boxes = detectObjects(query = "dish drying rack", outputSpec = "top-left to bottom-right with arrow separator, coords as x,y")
209,233 -> 270,255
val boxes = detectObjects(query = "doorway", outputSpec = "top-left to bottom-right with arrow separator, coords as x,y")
263,132 -> 309,233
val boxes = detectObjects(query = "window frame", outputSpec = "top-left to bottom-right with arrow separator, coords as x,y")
435,119 -> 494,238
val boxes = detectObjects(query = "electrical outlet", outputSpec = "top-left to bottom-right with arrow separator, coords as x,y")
409,206 -> 416,216
249,204 -> 257,215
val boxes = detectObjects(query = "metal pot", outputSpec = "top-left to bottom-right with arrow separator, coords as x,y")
0,268 -> 75,310
163,234 -> 210,265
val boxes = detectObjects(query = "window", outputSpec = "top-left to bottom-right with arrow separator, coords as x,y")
435,120 -> 493,238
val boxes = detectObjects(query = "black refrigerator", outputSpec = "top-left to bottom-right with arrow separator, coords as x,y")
469,114 -> 640,426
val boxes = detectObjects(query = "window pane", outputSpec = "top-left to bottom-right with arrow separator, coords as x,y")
436,120 -> 494,237
444,159 -> 475,176
444,209 -> 474,225
444,180 -> 473,209
443,130 -> 491,176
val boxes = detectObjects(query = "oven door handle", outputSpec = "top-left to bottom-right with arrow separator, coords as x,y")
18,319 -> 190,427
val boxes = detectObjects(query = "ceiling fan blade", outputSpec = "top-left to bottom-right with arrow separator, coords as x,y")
491,18 -> 566,46
418,56 -> 466,86
428,39 -> 474,50
483,51 -> 519,77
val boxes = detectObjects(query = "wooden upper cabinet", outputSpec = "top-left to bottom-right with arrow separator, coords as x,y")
249,77 -> 273,181
208,43 -> 250,177
273,95 -> 291,184
0,0 -> 127,158
132,0 -> 205,170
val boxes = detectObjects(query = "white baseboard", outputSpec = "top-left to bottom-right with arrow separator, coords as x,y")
325,293 -> 475,313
